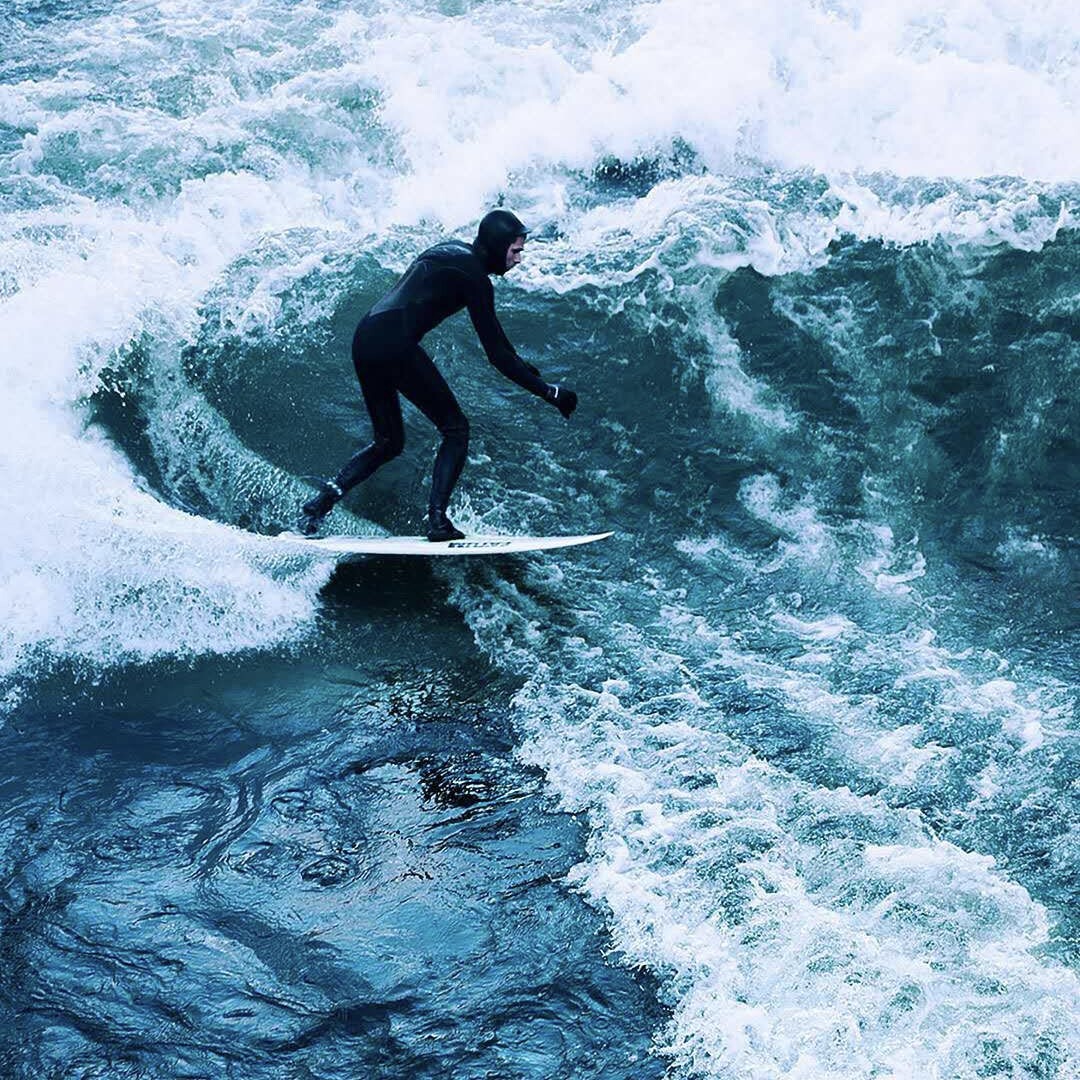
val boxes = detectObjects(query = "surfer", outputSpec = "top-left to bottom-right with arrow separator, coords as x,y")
299,209 -> 579,541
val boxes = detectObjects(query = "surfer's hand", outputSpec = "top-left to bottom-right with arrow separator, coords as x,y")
545,383 -> 578,419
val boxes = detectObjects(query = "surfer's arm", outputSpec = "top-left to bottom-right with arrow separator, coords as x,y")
466,277 -> 548,396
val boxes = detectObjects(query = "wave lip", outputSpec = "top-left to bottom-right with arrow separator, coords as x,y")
0,168 -> 346,697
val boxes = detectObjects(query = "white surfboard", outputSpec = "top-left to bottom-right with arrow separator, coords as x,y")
274,531 -> 613,557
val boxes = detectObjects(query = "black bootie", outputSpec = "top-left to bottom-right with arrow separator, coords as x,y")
426,508 -> 465,542
299,480 -> 342,536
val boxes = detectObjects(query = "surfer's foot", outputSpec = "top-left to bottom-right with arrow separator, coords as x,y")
426,509 -> 465,542
299,480 -> 342,536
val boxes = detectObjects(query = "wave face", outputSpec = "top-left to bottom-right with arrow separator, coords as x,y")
3,0 -> 1078,1076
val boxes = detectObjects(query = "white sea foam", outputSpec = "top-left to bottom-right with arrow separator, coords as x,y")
505,672 -> 1080,1079
857,524 -> 927,597
739,474 -> 838,569
350,0 -> 1080,221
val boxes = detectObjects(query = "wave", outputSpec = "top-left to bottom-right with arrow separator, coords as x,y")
3,4 -> 1078,1073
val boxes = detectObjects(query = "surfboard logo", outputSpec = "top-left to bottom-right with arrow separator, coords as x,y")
446,540 -> 510,549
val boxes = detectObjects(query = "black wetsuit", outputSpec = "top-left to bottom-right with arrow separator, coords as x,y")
332,239 -> 548,513
300,209 -> 577,539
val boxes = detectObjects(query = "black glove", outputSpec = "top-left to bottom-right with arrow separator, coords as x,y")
544,383 -> 578,419
525,361 -> 542,378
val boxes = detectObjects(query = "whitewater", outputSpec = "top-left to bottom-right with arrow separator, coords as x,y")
1,1 -> 1077,1077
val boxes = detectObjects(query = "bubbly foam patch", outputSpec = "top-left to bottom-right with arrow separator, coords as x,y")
506,675 -> 1079,1079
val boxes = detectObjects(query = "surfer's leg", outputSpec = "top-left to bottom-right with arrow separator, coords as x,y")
397,346 -> 469,540
332,374 -> 405,494
298,330 -> 406,535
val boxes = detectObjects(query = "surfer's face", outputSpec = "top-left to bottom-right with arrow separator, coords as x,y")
506,236 -> 525,271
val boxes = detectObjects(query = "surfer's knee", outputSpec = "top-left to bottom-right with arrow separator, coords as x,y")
374,432 -> 404,461
440,413 -> 469,450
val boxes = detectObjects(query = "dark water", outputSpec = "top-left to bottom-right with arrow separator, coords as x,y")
2,565 -> 666,1078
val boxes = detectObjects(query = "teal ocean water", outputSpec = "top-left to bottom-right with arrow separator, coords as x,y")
1,1 -> 1078,1076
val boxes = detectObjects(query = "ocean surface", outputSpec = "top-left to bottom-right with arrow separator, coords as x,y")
1,1 -> 1078,1076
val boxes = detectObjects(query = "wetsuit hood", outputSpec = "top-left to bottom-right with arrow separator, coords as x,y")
472,209 -> 527,276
